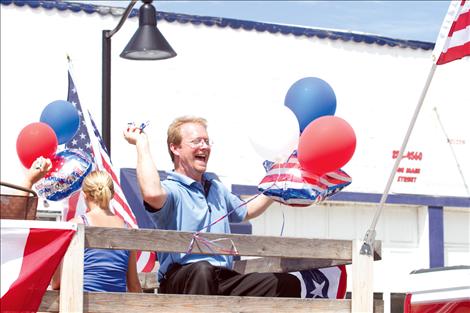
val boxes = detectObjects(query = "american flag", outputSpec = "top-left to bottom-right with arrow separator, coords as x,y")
433,0 -> 470,65
63,67 -> 155,272
258,151 -> 352,207
290,265 -> 347,299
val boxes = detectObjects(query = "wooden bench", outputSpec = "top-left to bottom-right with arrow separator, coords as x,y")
39,225 -> 383,312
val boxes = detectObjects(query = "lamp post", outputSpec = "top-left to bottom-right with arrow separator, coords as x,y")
102,0 -> 176,154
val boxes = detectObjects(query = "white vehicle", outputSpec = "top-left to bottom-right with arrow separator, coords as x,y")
404,265 -> 470,313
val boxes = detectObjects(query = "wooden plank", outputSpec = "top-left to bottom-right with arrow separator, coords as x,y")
352,240 -> 374,313
234,240 -> 381,274
39,290 -> 59,312
140,255 -> 347,291
134,240 -> 381,290
138,272 -> 158,291
374,299 -> 384,313
59,223 -> 84,312
233,257 -> 346,274
85,227 -> 353,259
39,290 -> 385,313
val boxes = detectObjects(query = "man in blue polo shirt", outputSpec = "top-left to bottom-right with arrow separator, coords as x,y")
124,116 -> 300,297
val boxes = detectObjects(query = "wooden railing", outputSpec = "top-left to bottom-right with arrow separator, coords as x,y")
39,225 -> 383,312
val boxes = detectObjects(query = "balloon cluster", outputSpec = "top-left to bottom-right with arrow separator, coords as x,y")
288,78 -> 356,176
251,77 -> 356,205
16,100 -> 92,201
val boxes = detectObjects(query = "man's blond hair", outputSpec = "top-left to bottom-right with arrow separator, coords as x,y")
167,116 -> 208,162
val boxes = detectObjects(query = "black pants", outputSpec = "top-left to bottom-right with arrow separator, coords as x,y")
159,261 -> 301,297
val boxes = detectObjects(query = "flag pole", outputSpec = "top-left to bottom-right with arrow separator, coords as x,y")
360,62 -> 437,256
361,0 -> 470,255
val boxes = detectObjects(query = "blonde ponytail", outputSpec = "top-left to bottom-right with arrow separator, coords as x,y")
82,170 -> 114,210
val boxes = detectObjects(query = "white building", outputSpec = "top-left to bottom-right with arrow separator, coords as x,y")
1,1 -> 469,312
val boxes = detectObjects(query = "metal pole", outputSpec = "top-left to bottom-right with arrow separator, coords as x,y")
360,63 -> 438,256
102,30 -> 112,154
101,0 -> 138,155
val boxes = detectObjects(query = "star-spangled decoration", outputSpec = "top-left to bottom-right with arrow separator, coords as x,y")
64,74 -> 95,157
88,111 -> 110,156
299,268 -> 330,298
63,73 -> 110,157
309,280 -> 326,298
61,68 -> 155,272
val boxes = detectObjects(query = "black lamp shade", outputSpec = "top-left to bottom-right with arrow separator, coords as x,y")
120,2 -> 176,60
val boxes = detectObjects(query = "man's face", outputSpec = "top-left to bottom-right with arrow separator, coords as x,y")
171,122 -> 211,181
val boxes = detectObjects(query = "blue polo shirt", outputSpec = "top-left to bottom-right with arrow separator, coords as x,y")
145,171 -> 247,281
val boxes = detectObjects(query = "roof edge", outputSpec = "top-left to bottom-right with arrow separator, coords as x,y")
1,0 -> 435,51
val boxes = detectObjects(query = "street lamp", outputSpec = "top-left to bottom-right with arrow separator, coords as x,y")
102,0 -> 176,154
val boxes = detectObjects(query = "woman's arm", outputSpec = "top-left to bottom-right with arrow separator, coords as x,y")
20,157 -> 52,192
126,250 -> 142,293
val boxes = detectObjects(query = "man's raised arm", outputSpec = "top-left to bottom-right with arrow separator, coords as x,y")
123,127 -> 167,211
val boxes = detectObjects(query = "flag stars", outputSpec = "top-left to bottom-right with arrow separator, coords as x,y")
80,133 -> 86,140
71,139 -> 77,146
309,280 -> 326,298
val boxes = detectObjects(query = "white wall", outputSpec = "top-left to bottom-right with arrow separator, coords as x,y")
444,207 -> 470,265
1,4 -> 469,197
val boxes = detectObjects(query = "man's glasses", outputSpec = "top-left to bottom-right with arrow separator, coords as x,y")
186,138 -> 214,148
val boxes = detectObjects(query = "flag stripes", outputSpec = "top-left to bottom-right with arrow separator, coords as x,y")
1,220 -> 76,312
435,0 -> 470,65
64,67 -> 155,272
259,152 -> 352,206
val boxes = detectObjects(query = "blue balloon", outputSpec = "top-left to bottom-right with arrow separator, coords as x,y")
284,77 -> 336,132
40,100 -> 80,144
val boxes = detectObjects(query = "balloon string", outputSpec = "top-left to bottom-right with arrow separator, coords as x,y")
186,151 -> 296,255
280,208 -> 285,237
187,232 -> 240,255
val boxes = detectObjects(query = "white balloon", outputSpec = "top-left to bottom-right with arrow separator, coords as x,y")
248,106 -> 300,162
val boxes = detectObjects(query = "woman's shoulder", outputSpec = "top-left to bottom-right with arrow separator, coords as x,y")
82,212 -> 126,228
100,214 -> 127,228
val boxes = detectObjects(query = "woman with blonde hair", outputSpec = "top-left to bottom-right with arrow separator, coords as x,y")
31,166 -> 143,292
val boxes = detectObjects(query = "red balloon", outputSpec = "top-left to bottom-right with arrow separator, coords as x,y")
16,122 -> 58,168
297,116 -> 356,175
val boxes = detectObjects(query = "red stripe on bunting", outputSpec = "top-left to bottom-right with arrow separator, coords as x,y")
336,265 -> 347,298
1,228 -> 75,312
